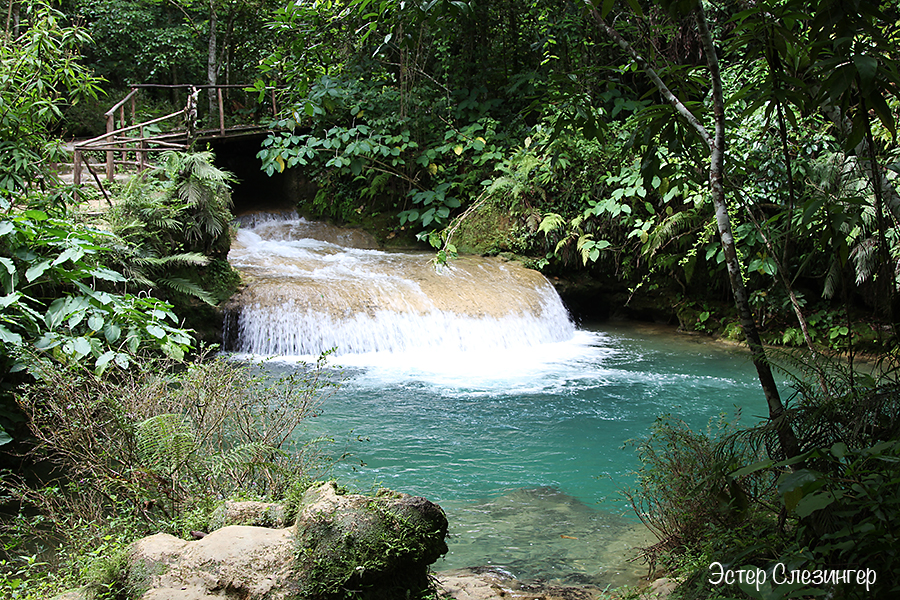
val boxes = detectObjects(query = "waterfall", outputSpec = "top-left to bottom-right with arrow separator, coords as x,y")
224,212 -> 575,356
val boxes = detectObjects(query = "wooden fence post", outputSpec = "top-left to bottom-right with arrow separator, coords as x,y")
119,104 -> 127,170
106,114 -> 114,181
139,127 -> 146,173
73,149 -> 82,194
218,87 -> 225,134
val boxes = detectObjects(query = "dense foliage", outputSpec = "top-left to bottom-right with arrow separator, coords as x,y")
2,0 -> 900,598
249,0 -> 900,358
1,353 -> 337,599
627,354 -> 900,599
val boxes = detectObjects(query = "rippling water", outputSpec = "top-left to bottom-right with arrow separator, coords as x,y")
225,214 -> 771,587
248,323 -> 769,587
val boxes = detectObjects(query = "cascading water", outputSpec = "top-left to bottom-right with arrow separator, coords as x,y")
224,211 -> 770,587
224,212 -> 574,356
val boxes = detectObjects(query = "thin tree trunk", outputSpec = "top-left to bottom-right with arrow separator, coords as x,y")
5,0 -> 13,39
591,5 -> 801,459
861,97 -> 899,334
207,0 -> 218,125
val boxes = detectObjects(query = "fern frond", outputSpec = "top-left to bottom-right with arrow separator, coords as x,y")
137,414 -> 197,476
487,176 -> 516,196
823,258 -> 842,299
133,252 -> 210,268
645,209 -> 698,258
159,277 -> 217,305
206,442 -> 281,478
538,212 -> 566,235
576,233 -> 595,265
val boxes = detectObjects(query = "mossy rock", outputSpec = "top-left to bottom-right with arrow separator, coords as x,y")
293,482 -> 448,600
450,200 -> 540,256
119,483 -> 448,600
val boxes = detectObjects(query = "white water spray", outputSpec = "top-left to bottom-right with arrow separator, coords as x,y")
224,213 -> 575,357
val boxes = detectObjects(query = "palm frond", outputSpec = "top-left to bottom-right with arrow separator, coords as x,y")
822,257 -> 842,299
850,237 -> 878,286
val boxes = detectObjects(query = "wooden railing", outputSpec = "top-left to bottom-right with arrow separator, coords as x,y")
72,84 -> 278,192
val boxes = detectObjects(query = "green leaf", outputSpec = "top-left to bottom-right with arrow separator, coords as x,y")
0,293 -> 19,309
161,342 -> 185,361
794,491 -> 835,518
51,245 -> 86,267
89,268 -> 126,282
0,426 -> 11,447
831,442 -> 848,459
64,336 -> 92,357
600,0 -> 615,18
853,53 -> 878,95
146,324 -> 166,339
23,210 -> 49,221
96,350 -> 116,368
25,260 -> 53,283
104,323 -> 121,343
127,330 -> 140,353
114,352 -> 130,369
730,459 -> 775,479
88,314 -> 104,331
0,324 -> 22,345
868,92 -> 896,140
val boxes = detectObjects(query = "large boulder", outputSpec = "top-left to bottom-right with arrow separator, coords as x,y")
124,482 -> 448,600
292,481 -> 449,599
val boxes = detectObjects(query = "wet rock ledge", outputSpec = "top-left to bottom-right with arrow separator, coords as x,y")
53,481 -> 619,600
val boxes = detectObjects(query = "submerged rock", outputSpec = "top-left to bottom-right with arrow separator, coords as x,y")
436,568 -> 605,600
123,482 -> 448,600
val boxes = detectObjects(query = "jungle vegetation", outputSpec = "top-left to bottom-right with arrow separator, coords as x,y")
2,0 -> 900,598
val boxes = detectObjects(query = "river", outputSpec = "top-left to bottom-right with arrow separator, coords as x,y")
224,213 -> 770,588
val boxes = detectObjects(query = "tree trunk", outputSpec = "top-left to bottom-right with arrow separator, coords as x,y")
591,5 -> 801,459
207,0 -> 218,125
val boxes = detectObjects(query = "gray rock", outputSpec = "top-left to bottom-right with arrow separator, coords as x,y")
124,482 -> 448,600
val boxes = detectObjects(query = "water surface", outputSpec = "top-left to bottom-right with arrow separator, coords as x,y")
225,214 -> 771,587
254,323 -> 769,587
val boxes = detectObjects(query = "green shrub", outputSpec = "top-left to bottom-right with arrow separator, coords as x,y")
624,413 -> 775,571
1,350 -> 340,596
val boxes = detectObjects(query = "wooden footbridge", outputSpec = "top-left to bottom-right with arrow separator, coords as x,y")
72,84 -> 279,191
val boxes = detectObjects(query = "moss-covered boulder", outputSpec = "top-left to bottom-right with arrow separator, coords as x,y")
293,481 -> 449,599
120,482 -> 447,600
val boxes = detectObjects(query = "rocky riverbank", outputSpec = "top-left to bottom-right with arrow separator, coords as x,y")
50,481 -> 672,600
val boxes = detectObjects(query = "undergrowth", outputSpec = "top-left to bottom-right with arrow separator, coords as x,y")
0,350 -> 340,598
627,352 -> 900,599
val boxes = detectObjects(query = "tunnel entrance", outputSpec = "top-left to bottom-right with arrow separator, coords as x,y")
208,134 -> 311,215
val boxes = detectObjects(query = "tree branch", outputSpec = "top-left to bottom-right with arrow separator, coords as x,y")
587,6 -> 712,150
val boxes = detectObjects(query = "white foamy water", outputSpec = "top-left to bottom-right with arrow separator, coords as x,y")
225,213 -> 575,358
